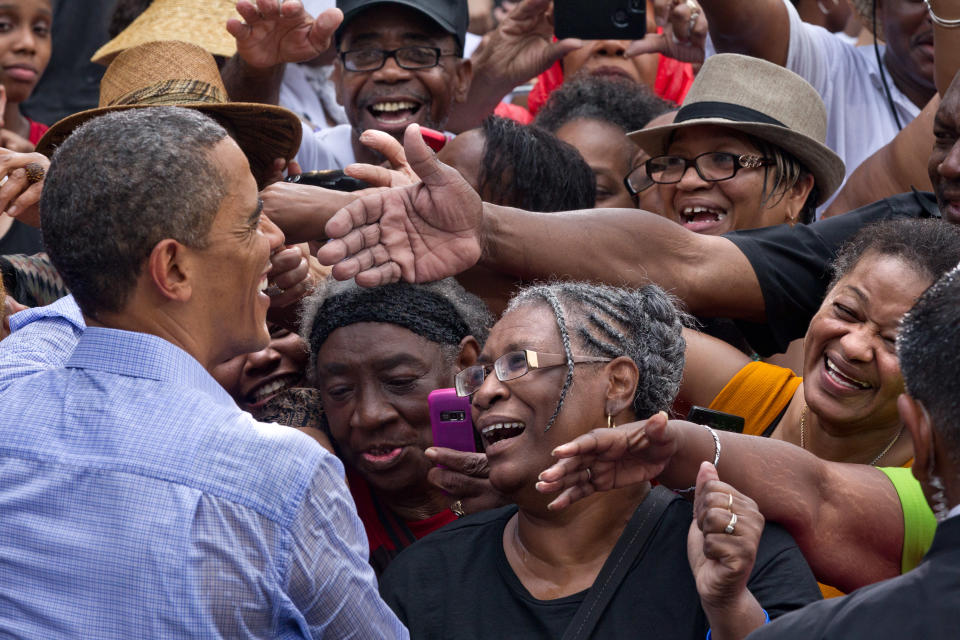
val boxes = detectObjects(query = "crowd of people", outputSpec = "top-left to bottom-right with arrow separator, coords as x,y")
0,0 -> 959,637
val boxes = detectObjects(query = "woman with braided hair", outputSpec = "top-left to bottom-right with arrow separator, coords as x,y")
379,282 -> 820,640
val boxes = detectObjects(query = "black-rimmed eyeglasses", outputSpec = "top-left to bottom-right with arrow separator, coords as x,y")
339,46 -> 458,72
455,350 -> 611,397
641,151 -> 773,186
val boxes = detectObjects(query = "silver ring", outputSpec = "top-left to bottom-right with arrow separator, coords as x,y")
585,467 -> 593,482
451,500 -> 466,517
724,512 -> 738,535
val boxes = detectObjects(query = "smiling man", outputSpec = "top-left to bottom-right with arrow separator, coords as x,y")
295,0 -> 471,168
0,108 -> 406,638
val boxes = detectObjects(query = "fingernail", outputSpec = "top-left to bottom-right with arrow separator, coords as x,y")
6,205 -> 16,216
537,472 -> 545,481
658,410 -> 668,419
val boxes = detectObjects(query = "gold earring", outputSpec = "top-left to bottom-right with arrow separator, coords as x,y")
607,413 -> 615,428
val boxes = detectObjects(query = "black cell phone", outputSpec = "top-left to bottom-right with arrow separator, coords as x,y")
685,406 -> 745,434
284,170 -> 371,192
554,0 -> 646,40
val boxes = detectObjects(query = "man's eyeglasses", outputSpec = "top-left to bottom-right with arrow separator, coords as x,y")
637,151 -> 773,186
455,350 -> 611,397
339,46 -> 458,72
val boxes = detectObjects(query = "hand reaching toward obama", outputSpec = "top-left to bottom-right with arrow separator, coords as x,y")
535,411 -> 679,510
228,0 -> 343,68
317,124 -> 483,287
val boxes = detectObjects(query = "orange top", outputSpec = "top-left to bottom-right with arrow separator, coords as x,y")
709,361 -> 801,437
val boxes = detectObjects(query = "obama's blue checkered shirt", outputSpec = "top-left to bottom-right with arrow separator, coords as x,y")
0,296 -> 407,639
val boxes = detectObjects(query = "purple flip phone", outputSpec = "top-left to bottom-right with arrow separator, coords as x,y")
428,388 -> 476,453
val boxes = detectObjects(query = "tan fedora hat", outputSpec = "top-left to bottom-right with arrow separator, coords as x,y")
37,40 -> 302,189
628,54 -> 845,205
92,0 -> 239,65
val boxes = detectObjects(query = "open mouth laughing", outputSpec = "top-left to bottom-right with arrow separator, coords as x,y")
367,99 -> 423,126
244,373 -> 305,407
822,355 -> 872,391
680,205 -> 728,233
481,421 -> 526,447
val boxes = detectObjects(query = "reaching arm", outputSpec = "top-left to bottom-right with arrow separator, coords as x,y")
823,95 -> 937,218
537,416 -> 904,592
318,123 -> 766,318
222,0 -> 342,105
446,0 -> 582,132
479,204 -> 764,319
697,0 -> 790,66
676,328 -> 755,409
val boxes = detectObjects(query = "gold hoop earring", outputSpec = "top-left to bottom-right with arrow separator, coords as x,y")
607,413 -> 615,428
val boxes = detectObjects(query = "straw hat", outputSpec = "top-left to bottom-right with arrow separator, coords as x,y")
37,41 -> 302,189
92,0 -> 239,65
628,54 -> 845,204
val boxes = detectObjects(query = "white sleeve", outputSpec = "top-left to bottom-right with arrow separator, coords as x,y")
783,0 -> 858,97
294,121 -> 339,172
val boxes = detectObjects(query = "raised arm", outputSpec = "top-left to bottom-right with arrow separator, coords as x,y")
478,204 -> 763,319
537,416 -> 904,592
445,0 -> 582,132
822,95 -> 937,217
318,123 -> 766,318
697,0 -> 790,66
221,0 -> 342,105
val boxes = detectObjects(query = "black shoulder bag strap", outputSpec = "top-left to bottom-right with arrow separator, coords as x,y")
560,485 -> 681,640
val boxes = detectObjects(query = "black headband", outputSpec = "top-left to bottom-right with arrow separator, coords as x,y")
308,284 -> 471,354
674,101 -> 786,128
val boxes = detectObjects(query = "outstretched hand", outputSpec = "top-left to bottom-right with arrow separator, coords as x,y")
626,0 -> 707,64
471,0 -> 582,89
535,411 -> 678,510
317,124 -> 483,287
228,0 -> 343,68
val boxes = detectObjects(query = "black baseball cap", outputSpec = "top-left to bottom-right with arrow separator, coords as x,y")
335,0 -> 469,53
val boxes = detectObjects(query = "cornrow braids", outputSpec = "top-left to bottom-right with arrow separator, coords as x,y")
507,282 -> 689,427
538,287 -> 576,431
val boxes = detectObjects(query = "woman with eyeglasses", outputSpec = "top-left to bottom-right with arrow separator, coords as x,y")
623,54 -> 845,235
379,281 -> 821,640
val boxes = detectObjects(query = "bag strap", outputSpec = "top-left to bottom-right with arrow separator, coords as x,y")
561,485 -> 680,640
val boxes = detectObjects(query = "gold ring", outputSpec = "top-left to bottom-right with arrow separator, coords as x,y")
451,500 -> 466,517
25,163 -> 45,185
724,512 -> 738,535
726,493 -> 733,511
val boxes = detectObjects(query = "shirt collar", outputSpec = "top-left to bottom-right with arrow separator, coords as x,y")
66,326 -> 236,409
9,294 -> 86,333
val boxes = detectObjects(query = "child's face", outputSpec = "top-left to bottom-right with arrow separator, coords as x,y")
0,0 -> 51,104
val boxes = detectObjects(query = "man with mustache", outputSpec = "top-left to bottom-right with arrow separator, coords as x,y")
229,0 -> 472,169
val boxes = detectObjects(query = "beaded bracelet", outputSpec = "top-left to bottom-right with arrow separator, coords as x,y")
925,0 -> 960,28
673,423 -> 721,495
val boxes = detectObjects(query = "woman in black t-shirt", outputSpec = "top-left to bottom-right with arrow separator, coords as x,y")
381,282 -> 821,639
